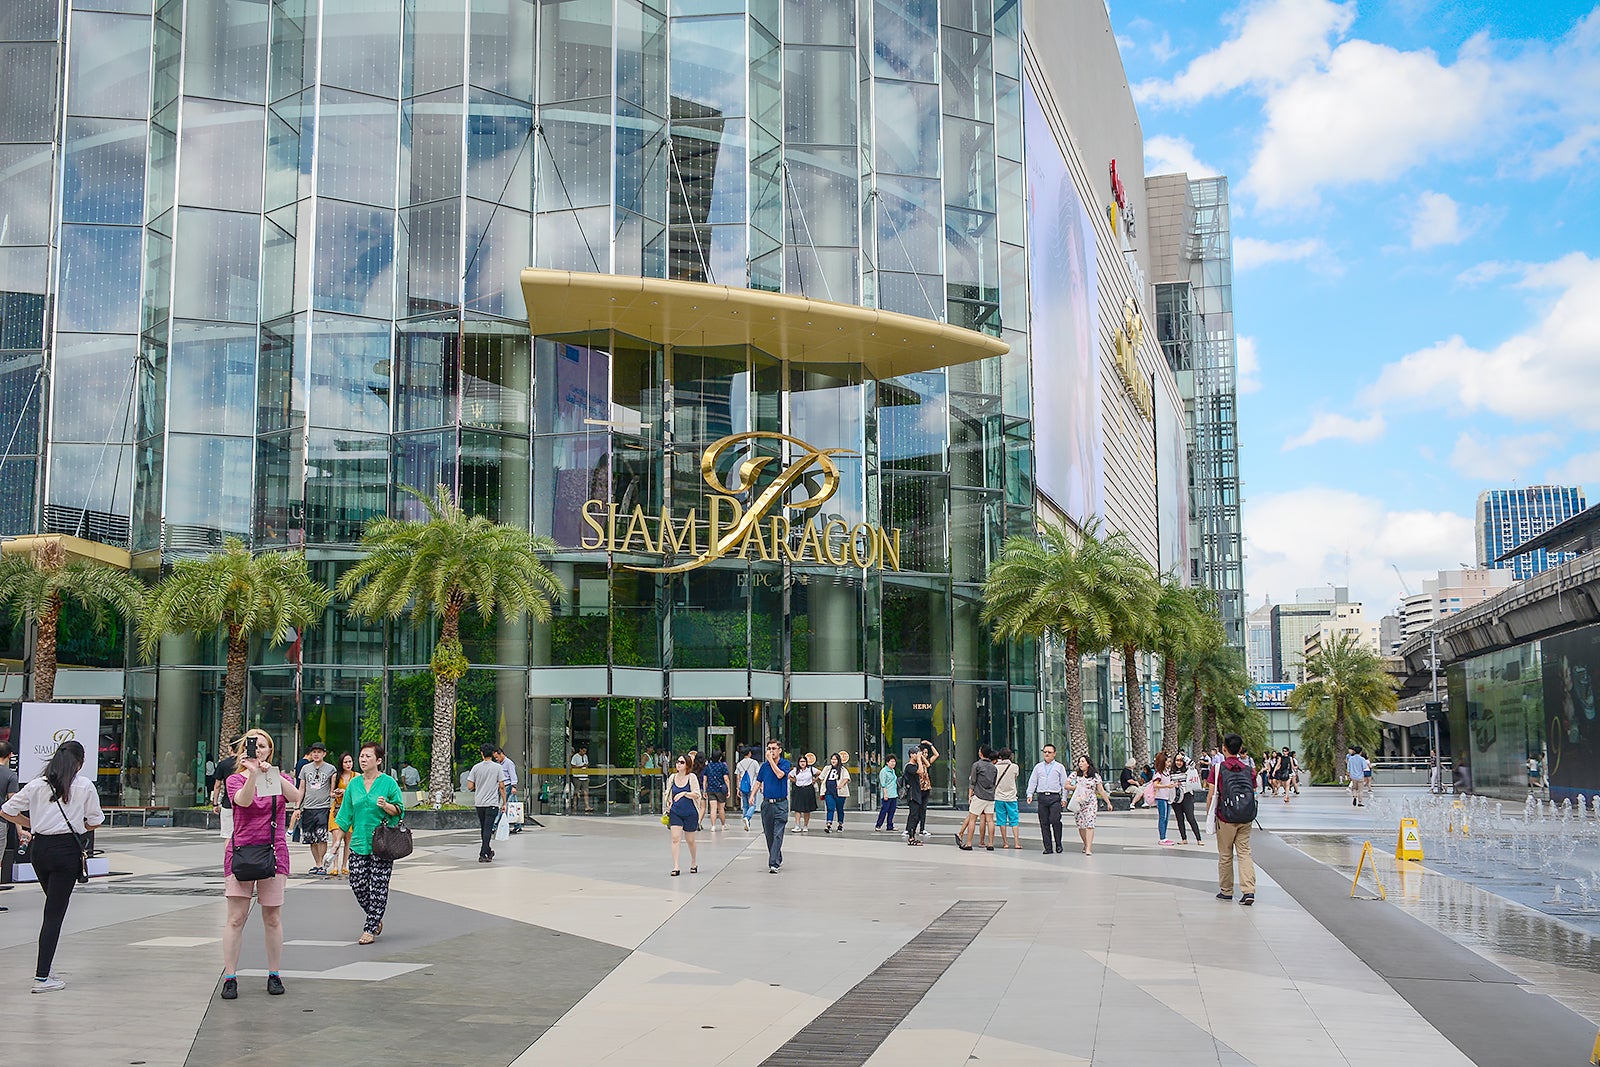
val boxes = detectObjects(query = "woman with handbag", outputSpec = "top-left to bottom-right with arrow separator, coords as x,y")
334,741 -> 405,945
1,740 -> 103,993
665,754 -> 702,875
219,728 -> 302,1000
1067,755 -> 1112,856
1171,752 -> 1203,844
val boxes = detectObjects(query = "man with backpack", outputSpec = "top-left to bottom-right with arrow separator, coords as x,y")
1210,733 -> 1258,906
735,747 -> 762,831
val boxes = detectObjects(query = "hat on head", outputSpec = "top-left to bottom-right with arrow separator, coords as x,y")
309,741 -> 327,752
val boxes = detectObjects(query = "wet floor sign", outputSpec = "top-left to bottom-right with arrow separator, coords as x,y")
1395,817 -> 1424,861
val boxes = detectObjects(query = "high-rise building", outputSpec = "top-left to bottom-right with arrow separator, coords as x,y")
1476,486 -> 1587,580
1398,567 -> 1515,641
1270,587 -> 1352,685
1246,600 -> 1274,683
0,0 -> 1187,807
1145,173 -> 1245,650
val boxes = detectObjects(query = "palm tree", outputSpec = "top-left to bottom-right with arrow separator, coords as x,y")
337,485 -> 562,808
982,518 -> 1152,761
140,538 -> 330,745
1151,579 -> 1212,759
1178,628 -> 1249,754
0,539 -> 144,702
1109,559 -> 1160,766
1290,632 -> 1397,782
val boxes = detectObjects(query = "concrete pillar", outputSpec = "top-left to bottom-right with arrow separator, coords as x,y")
154,633 -> 201,808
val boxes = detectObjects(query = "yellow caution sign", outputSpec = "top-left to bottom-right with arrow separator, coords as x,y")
1591,1028 -> 1600,1066
1395,818 -> 1424,861
1351,840 -> 1387,900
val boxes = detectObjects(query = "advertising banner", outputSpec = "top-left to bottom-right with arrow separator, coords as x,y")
18,702 -> 101,781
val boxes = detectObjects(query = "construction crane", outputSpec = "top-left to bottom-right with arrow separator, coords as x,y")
1391,564 -> 1412,597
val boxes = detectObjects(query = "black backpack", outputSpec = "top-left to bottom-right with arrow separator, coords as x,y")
1217,760 -> 1258,824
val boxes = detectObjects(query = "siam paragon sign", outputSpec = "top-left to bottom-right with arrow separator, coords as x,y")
580,432 -> 903,574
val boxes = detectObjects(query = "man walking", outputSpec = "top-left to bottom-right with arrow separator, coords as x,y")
1346,746 -> 1370,806
955,746 -> 997,851
1211,733 -> 1258,905
494,747 -> 522,831
297,743 -> 336,874
756,740 -> 791,873
468,744 -> 506,862
1026,744 -> 1069,854
735,746 -> 761,831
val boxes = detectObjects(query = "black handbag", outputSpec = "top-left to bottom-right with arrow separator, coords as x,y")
230,796 -> 279,882
55,800 -> 91,884
371,818 -> 413,862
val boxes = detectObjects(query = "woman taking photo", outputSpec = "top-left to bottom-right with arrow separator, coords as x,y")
324,751 -> 356,877
219,728 -> 303,1000
334,742 -> 404,945
790,753 -> 818,833
666,754 -> 702,875
1067,755 -> 1113,855
1171,752 -> 1203,843
1,740 -> 103,993
822,751 -> 851,834
903,742 -> 938,845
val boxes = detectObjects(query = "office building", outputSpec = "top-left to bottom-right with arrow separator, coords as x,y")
1270,587 -> 1351,685
1476,486 -> 1587,581
1398,567 -> 1514,642
1246,600 -> 1274,683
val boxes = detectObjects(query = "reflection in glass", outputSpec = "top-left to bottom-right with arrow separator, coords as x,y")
317,88 -> 399,206
256,315 -> 305,433
393,430 -> 458,515
461,323 -> 529,434
460,429 -> 529,527
305,428 -> 388,543
165,433 -> 253,536
401,200 -> 462,316
881,577 -> 950,676
0,43 -> 57,142
169,321 -> 257,435
254,429 -> 303,545
1,145 -> 49,237
51,336 -> 137,443
394,316 -> 458,430
463,200 -> 530,318
872,0 -> 937,82
318,0 -> 401,98
533,433 -> 610,547
181,0 -> 269,103
58,224 -> 143,332
66,12 -> 151,120
48,442 -> 133,519
309,313 -> 390,432
177,99 -> 265,212
313,199 -> 394,318
404,90 -> 464,206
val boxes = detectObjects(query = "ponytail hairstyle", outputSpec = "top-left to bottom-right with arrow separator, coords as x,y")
44,740 -> 86,803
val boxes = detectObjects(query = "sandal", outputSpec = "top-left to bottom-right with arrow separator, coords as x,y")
671,870 -> 680,876
358,932 -> 375,945
690,866 -> 698,874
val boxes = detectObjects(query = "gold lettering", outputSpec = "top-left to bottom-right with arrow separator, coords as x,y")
796,520 -> 826,565
619,505 -> 656,554
659,508 -> 697,556
877,528 -> 901,571
708,495 -> 744,554
737,517 -> 772,560
822,519 -> 849,566
848,523 -> 877,567
769,516 -> 796,562
606,504 -> 619,552
580,499 -> 607,550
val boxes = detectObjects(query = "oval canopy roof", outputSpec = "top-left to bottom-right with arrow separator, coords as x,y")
520,269 -> 1008,379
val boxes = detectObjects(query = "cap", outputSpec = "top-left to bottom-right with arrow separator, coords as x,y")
309,742 -> 327,752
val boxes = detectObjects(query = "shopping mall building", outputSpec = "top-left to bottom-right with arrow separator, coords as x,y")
0,0 -> 1193,811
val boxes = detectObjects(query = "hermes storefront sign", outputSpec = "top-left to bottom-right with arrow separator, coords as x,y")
580,432 -> 903,573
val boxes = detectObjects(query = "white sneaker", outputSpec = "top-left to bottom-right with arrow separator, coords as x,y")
32,976 -> 66,993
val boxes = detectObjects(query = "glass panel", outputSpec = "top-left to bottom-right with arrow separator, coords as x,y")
319,0 -> 402,98
0,144 -> 55,242
164,433 -> 253,536
403,89 -> 464,206
463,200 -> 530,318
177,99 -> 266,211
171,208 -> 261,323
0,0 -> 59,41
537,98 -> 612,209
547,561 -> 610,666
950,488 -> 1000,583
790,572 -> 864,673
784,149 -> 856,244
401,200 -> 462,316
256,314 -> 305,433
305,427 -> 388,542
313,199 -> 395,317
469,0 -> 536,102
392,430 -> 456,513
670,15 -> 744,116
0,44 -> 57,141
533,333 -> 609,434
58,224 -> 143,332
784,47 -> 854,144
467,93 -> 533,205
881,474 -> 948,572
253,429 -> 303,545
48,442 -> 133,517
405,0 -> 466,97
878,371 -> 946,470
873,82 -> 940,177
318,87 -> 399,206
461,322 -> 529,433
265,92 -> 313,211
168,320 -> 258,435
182,0 -> 270,103
941,28 -> 993,122
616,0 -> 667,110
672,566 -> 748,669
881,578 -> 950,676
534,207 -> 608,272
50,333 -> 136,442
668,344 -> 747,456
394,315 -> 458,430
66,12 -> 151,120
785,0 -> 852,45
0,247 -> 49,349
875,174 -> 940,272
873,0 -> 937,82
62,118 -> 146,225
532,432 -> 609,546
309,312 -> 390,432
537,0 -> 612,102
459,429 -> 528,526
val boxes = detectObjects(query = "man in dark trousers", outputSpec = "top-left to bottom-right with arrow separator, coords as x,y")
1026,744 -> 1069,854
755,740 -> 792,874
0,741 -> 18,906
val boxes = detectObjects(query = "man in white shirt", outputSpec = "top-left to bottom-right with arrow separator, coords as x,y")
570,745 -> 593,813
467,744 -> 506,862
494,748 -> 522,832
734,747 -> 762,831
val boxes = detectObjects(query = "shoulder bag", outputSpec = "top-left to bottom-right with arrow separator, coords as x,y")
371,786 -> 413,861
230,794 -> 279,882
54,798 -> 92,884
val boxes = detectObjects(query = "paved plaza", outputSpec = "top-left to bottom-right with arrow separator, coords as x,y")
3,788 -> 1598,1066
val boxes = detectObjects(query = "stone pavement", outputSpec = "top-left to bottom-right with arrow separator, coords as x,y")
0,789 -> 1594,1066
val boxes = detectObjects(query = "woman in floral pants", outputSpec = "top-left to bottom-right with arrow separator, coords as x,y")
335,741 -> 405,944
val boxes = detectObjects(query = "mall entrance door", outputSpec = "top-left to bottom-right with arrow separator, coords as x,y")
786,702 -> 880,810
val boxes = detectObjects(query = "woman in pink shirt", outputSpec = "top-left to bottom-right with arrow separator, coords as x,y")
220,728 -> 303,1001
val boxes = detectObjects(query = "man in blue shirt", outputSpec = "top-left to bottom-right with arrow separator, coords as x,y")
1345,747 -> 1370,806
755,740 -> 791,873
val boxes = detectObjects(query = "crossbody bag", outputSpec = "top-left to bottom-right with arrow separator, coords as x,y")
54,799 -> 92,884
230,795 -> 279,882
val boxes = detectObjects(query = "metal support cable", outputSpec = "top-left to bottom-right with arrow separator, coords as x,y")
463,119 -> 537,287
781,160 -> 834,303
535,122 -> 603,273
668,136 -> 715,285
74,351 -> 145,539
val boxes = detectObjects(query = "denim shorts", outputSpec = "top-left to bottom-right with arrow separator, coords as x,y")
994,800 -> 1019,826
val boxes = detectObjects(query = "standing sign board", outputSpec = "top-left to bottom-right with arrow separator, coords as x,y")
18,702 -> 101,781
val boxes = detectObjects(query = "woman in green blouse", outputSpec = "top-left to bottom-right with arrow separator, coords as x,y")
334,741 -> 404,945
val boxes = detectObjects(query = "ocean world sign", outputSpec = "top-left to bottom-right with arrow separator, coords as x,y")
580,432 -> 902,574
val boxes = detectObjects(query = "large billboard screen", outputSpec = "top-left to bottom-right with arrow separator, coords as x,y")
1023,79 -> 1102,522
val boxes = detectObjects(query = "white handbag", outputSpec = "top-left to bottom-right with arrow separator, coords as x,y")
1066,784 -> 1090,814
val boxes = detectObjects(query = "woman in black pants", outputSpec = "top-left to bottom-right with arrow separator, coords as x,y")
1170,752 -> 1203,844
902,741 -> 938,844
2,740 -> 104,993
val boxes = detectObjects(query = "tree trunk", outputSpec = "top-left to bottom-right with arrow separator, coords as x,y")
1162,656 -> 1180,759
1065,633 -> 1089,762
221,623 -> 248,745
1192,678 -> 1205,755
32,593 -> 60,702
1334,698 -> 1348,779
429,605 -> 463,809
1124,643 -> 1148,767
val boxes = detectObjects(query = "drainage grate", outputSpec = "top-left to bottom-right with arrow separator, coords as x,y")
760,899 -> 1003,1066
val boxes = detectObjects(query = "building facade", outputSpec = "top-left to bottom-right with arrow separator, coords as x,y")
1245,599 -> 1273,683
1476,486 -> 1587,581
1398,567 -> 1514,642
1268,587 -> 1350,685
0,0 -> 1185,810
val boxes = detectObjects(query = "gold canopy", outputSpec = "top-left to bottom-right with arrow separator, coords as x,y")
520,269 -> 1008,379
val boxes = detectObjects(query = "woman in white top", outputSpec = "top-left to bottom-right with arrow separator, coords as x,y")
1170,752 -> 1203,844
1,740 -> 104,993
790,753 -> 818,832
1151,752 -> 1176,846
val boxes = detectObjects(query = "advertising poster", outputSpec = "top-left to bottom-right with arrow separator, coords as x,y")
1542,626 -> 1600,800
18,702 -> 102,781
1154,373 -> 1189,576
1022,79 -> 1103,523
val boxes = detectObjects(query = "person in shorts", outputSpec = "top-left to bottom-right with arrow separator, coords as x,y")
297,743 -> 335,873
219,728 -> 302,1000
991,748 -> 1021,850
955,746 -> 998,851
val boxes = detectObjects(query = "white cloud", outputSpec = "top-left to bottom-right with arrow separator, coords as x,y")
1363,253 -> 1600,430
1409,190 -> 1470,249
1144,135 -> 1219,178
1456,260 -> 1519,285
1244,487 -> 1474,612
1448,430 -> 1561,481
1233,236 -> 1325,270
1551,451 -> 1600,494
1282,411 -> 1386,451
1135,0 -> 1356,105
1236,336 -> 1262,394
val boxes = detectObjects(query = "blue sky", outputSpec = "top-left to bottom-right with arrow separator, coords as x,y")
1112,0 -> 1600,614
